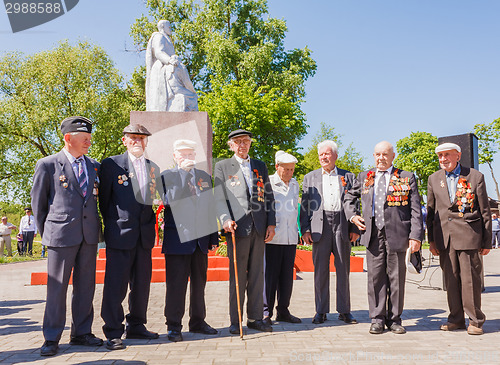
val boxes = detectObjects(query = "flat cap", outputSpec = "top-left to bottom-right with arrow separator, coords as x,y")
435,142 -> 461,154
60,116 -> 93,135
123,124 -> 152,136
275,150 -> 298,164
173,139 -> 197,150
24,207 -> 32,211
228,129 -> 252,140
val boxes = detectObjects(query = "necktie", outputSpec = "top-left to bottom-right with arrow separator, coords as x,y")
186,172 -> 196,196
447,173 -> 457,203
76,158 -> 87,197
374,171 -> 386,230
133,159 -> 146,201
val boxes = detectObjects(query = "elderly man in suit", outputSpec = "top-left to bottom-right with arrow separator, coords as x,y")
427,142 -> 491,335
300,140 -> 359,325
214,129 -> 276,335
263,151 -> 301,325
162,139 -> 219,342
31,116 -> 103,356
99,124 -> 161,350
344,141 -> 423,334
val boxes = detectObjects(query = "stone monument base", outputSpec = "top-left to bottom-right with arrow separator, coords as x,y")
129,111 -> 213,173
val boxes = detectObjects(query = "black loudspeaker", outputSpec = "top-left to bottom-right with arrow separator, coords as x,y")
438,133 -> 479,169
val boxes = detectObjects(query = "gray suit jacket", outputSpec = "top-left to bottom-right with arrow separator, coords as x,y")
344,167 -> 423,252
300,167 -> 357,243
427,165 -> 491,251
214,156 -> 276,237
31,150 -> 101,247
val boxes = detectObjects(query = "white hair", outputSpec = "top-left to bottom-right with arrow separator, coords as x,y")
317,140 -> 338,154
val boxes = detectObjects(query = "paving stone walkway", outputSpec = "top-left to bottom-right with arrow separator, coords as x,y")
1,249 -> 500,364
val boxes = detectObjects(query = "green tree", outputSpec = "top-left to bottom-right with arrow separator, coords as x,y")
394,131 -> 439,197
130,0 -> 316,160
0,41 -> 133,202
474,119 -> 500,201
296,122 -> 365,185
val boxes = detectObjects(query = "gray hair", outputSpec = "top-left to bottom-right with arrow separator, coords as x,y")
317,140 -> 338,154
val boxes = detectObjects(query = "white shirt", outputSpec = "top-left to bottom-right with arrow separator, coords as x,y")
322,167 -> 341,212
20,215 -> 37,233
268,173 -> 299,245
234,154 -> 252,195
0,222 -> 15,236
372,166 -> 393,215
129,154 -> 147,199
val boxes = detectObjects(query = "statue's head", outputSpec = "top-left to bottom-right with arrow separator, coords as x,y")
158,20 -> 171,35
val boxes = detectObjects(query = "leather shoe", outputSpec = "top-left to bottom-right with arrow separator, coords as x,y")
440,322 -> 466,331
106,338 -> 125,350
338,313 -> 358,324
389,323 -> 406,334
167,330 -> 183,342
262,316 -> 273,326
247,319 -> 273,332
276,313 -> 302,323
312,313 -> 327,324
125,328 -> 159,340
467,324 -> 484,335
69,333 -> 103,346
369,323 -> 384,334
40,340 -> 58,356
229,324 -> 241,335
189,323 -> 218,335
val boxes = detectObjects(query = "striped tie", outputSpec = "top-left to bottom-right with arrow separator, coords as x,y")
76,158 -> 88,197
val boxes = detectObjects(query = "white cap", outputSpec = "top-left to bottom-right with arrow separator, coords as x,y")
435,142 -> 461,154
173,139 -> 197,151
275,150 -> 298,164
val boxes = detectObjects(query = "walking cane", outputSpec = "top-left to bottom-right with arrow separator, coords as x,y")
231,231 -> 244,339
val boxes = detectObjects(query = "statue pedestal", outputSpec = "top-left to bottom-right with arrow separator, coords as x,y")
130,111 -> 212,173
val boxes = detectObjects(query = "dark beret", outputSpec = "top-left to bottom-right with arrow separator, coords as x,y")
228,129 -> 252,140
123,124 -> 152,136
60,116 -> 93,135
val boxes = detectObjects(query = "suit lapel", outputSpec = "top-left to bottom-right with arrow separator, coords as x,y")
315,169 -> 323,209
57,151 -> 84,198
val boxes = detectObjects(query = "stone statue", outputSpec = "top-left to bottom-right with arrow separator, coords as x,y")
145,20 -> 198,112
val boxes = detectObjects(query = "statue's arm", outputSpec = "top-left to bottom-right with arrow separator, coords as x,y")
152,35 -> 178,66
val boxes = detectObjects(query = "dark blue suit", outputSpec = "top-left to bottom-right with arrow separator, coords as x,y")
99,152 -> 161,339
161,167 -> 218,331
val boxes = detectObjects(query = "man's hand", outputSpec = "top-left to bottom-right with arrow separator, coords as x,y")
349,232 -> 360,243
429,241 -> 439,256
409,239 -> 420,253
223,220 -> 237,233
264,226 -> 275,243
351,215 -> 366,231
302,232 -> 313,245
480,248 -> 490,256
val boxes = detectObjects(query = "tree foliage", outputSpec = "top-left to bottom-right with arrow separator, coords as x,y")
130,0 -> 316,161
474,118 -> 500,200
200,79 -> 306,168
0,41 -> 133,202
394,131 -> 439,197
296,122 -> 365,185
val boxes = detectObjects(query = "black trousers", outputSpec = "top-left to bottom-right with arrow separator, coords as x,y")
101,245 -> 153,339
264,244 -> 296,318
164,246 -> 208,331
366,224 -> 406,326
22,231 -> 35,255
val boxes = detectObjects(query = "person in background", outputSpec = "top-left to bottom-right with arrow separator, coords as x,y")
0,216 -> 17,257
19,207 -> 37,255
491,213 -> 500,249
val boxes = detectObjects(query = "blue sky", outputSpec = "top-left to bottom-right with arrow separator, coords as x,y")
1,0 -> 500,197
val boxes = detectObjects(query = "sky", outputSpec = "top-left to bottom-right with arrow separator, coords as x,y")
1,0 -> 500,197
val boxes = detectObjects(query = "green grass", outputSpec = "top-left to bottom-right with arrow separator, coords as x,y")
0,238 -> 46,264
